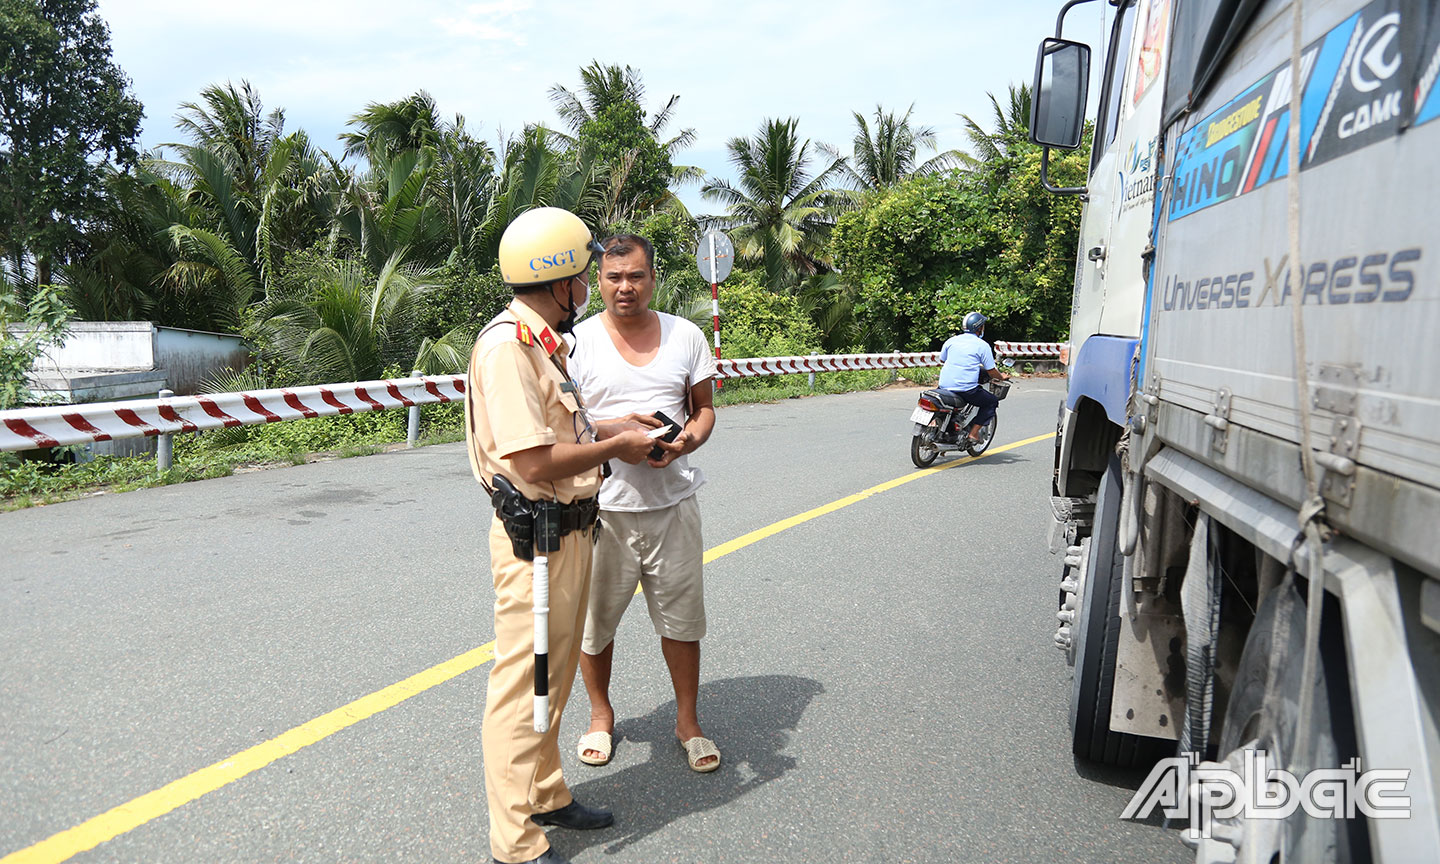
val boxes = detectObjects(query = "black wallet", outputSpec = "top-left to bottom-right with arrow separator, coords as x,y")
648,410 -> 682,459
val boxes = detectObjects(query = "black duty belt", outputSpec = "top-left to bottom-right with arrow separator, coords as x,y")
489,473 -> 599,561
558,496 -> 599,534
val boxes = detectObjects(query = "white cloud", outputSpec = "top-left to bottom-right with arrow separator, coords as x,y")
435,17 -> 526,43
461,0 -> 532,14
436,0 -> 531,44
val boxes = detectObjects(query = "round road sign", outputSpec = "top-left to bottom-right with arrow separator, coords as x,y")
695,230 -> 734,284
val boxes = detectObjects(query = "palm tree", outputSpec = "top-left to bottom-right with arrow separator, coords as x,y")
548,62 -> 694,153
174,81 -> 285,203
793,272 -> 882,352
826,104 -> 963,190
433,118 -> 497,267
701,118 -> 852,291
332,147 -> 450,272
548,62 -> 700,222
258,251 -> 471,383
161,83 -> 340,312
473,127 -> 606,265
340,91 -> 445,164
959,84 -> 1033,170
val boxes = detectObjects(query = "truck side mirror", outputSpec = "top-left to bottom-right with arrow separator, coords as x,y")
1029,38 -> 1090,150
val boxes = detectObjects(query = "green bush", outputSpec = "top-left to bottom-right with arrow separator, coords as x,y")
1,285 -> 72,409
413,262 -> 510,338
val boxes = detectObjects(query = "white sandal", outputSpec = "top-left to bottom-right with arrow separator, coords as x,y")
678,736 -> 721,773
576,731 -> 613,766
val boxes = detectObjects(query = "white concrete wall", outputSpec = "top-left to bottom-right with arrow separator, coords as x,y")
20,322 -> 157,371
11,321 -> 249,399
154,327 -> 249,394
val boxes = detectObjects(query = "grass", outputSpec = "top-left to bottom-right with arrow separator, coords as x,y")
0,366 -> 947,510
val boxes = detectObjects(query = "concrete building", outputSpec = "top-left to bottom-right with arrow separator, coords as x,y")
11,322 -> 249,458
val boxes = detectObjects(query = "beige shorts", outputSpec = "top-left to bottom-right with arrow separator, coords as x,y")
582,494 -> 705,653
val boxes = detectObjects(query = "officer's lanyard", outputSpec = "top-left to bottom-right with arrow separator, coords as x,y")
551,354 -> 598,445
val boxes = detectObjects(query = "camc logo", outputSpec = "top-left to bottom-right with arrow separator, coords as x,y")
1338,12 -> 1403,140
1351,12 -> 1401,93
1122,750 -> 1411,840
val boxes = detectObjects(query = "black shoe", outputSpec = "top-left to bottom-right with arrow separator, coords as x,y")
493,849 -> 571,864
532,799 -> 614,830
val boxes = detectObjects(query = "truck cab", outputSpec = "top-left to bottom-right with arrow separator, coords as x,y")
1030,0 -> 1440,860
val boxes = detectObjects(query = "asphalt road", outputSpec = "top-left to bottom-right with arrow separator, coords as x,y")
1,381 -> 1188,863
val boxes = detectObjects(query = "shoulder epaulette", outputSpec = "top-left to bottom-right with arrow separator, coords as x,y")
516,322 -> 534,346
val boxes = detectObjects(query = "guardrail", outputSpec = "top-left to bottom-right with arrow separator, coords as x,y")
0,375 -> 467,453
995,341 -> 1063,359
715,351 -> 940,378
0,345 -> 1059,454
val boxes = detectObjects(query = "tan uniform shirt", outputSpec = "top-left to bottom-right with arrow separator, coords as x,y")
464,299 -> 600,504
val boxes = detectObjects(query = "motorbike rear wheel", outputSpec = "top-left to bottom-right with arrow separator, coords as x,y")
910,430 -> 938,468
965,415 -> 998,456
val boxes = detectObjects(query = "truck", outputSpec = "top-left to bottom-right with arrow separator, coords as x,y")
1025,0 -> 1440,860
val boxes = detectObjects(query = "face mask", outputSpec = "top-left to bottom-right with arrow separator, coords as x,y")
576,276 -> 591,317
555,276 -> 590,335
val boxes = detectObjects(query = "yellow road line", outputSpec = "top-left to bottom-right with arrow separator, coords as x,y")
3,430 -> 1052,864
703,431 -> 1053,564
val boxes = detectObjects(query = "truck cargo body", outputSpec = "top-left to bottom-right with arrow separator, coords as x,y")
1037,0 -> 1440,860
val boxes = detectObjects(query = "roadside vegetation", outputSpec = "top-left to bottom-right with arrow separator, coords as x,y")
0,0 -> 1085,507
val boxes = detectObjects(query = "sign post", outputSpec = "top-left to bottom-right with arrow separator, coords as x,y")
695,229 -> 734,389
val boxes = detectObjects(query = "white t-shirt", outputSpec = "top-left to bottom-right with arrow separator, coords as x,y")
570,312 -> 719,512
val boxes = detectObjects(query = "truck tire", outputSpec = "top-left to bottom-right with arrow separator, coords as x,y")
1215,579 -> 1359,863
1069,454 -> 1168,766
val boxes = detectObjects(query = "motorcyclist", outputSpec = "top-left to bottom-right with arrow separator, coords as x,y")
938,312 -> 1010,445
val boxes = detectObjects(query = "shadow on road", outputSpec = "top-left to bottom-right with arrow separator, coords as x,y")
553,674 -> 823,858
928,450 -> 1030,470
1071,754 -> 1165,790
1073,755 -> 1177,829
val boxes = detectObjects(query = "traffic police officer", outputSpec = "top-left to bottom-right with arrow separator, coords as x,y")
465,208 -> 658,864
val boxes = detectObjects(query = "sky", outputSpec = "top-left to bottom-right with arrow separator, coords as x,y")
94,0 -> 1113,218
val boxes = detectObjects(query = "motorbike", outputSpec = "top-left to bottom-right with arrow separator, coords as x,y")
909,368 -> 1012,467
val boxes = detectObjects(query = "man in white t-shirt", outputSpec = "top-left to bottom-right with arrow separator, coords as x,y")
568,234 -> 721,773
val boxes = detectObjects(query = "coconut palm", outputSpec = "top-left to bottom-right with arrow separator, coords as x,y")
340,91 -> 445,164
258,251 -> 470,383
161,83 -> 340,311
701,118 -> 852,291
548,62 -> 700,222
332,147 -> 450,272
959,84 -> 1033,170
825,104 -> 963,190
548,62 -> 694,152
432,119 -> 498,267
174,81 -> 286,203
473,127 -> 606,265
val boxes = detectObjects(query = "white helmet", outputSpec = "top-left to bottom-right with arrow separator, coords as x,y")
498,208 -> 604,287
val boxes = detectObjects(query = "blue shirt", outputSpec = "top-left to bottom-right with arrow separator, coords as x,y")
938,333 -> 995,391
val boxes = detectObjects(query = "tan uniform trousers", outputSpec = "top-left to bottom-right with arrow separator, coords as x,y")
484,515 -> 593,863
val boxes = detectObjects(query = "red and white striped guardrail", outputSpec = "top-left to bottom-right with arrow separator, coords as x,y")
0,375 -> 466,452
995,341 -> 1063,359
0,345 -> 1060,452
715,351 -> 942,378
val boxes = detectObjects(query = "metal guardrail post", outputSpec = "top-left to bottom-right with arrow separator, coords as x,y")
406,371 -> 421,448
809,351 -> 818,389
157,389 -> 174,472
